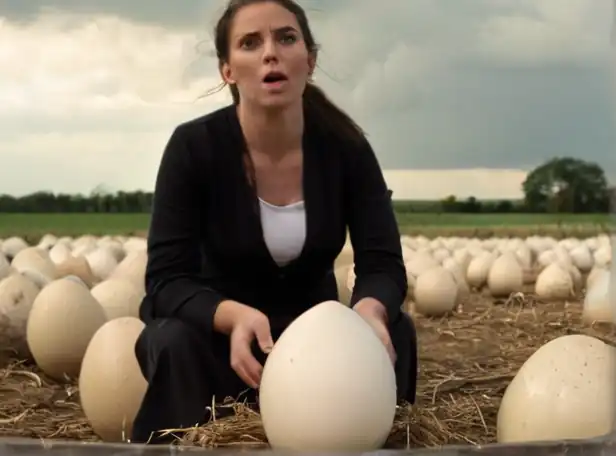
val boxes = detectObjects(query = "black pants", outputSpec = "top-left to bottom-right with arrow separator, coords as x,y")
131,312 -> 418,444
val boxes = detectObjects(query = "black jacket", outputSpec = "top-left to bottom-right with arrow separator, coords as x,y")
140,105 -> 407,335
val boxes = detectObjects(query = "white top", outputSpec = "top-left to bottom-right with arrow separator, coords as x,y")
259,198 -> 306,267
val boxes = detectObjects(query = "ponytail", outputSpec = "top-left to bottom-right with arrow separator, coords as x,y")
302,83 -> 365,144
227,81 -> 365,145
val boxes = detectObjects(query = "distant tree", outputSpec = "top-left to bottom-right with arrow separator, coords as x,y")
440,195 -> 459,212
460,196 -> 481,213
522,157 -> 610,213
494,200 -> 514,213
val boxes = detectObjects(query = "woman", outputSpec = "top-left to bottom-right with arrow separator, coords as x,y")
132,0 -> 418,444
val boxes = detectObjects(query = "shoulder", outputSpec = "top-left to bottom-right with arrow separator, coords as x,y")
160,104 -> 238,172
172,104 -> 237,144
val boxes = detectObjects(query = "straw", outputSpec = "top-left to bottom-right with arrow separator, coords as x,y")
1,288 -> 614,448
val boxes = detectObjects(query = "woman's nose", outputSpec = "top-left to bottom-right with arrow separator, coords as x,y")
262,39 -> 279,63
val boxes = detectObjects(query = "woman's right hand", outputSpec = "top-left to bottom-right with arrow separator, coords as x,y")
214,300 -> 274,388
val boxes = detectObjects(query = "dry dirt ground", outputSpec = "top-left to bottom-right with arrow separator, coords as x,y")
1,291 -> 615,448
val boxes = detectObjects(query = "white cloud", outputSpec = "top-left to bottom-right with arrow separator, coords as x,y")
0,13 -> 224,111
474,0 -> 610,66
0,11 -> 232,194
0,0 -> 613,197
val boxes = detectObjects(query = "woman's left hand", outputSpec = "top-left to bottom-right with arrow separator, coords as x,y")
353,298 -> 396,364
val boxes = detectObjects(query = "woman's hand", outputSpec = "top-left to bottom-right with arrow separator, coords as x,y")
214,300 -> 274,388
353,298 -> 396,364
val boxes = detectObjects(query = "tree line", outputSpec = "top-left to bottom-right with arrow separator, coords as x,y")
0,157 -> 612,214
0,190 -> 153,213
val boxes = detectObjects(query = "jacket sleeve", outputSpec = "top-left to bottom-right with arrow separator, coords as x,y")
144,125 -> 225,335
345,137 -> 408,323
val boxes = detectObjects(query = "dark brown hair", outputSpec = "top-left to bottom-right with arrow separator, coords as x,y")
214,0 -> 365,143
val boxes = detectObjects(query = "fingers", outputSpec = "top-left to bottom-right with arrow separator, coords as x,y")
355,306 -> 395,364
376,327 -> 396,364
385,339 -> 397,364
230,330 -> 264,388
254,319 -> 274,354
229,311 -> 274,389
368,320 -> 397,365
232,354 -> 262,388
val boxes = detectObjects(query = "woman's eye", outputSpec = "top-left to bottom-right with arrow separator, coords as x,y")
280,34 -> 297,44
240,37 -> 259,49
240,33 -> 295,49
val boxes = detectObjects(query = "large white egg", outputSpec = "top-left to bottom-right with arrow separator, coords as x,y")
90,278 -> 144,320
26,278 -> 107,380
110,250 -> 147,293
79,316 -> 147,442
0,274 -> 40,358
413,266 -> 457,316
582,270 -> 614,324
259,300 -> 396,451
10,247 -> 58,281
497,334 -> 615,443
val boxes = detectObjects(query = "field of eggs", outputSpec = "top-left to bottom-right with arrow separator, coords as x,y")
0,233 -> 614,448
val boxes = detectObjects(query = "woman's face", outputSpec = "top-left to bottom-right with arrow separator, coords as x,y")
221,2 -> 315,109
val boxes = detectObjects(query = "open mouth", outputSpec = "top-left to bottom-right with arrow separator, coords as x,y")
262,71 -> 288,85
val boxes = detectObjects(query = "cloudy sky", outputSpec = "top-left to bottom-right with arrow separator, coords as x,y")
1,0 -> 615,199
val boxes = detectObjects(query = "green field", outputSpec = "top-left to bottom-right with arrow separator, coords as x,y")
0,214 -> 151,239
0,212 -> 612,242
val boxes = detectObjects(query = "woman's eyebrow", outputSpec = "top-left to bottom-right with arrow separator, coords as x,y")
235,25 -> 299,41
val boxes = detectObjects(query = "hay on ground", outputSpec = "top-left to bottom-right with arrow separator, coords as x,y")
1,293 -> 614,448
0,362 -> 95,441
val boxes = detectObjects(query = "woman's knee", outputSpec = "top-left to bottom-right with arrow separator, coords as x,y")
135,318 -> 205,380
